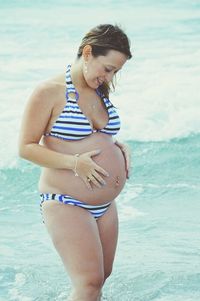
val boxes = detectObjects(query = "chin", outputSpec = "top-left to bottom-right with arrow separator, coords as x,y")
93,82 -> 100,89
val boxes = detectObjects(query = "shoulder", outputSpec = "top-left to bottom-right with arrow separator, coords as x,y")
32,79 -> 64,101
30,75 -> 65,107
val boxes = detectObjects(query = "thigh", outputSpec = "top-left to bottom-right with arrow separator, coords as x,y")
41,201 -> 104,286
97,201 -> 118,278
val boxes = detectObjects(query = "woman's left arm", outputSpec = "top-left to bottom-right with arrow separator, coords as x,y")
114,139 -> 132,179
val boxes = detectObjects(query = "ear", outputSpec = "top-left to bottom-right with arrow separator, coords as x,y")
82,45 -> 92,61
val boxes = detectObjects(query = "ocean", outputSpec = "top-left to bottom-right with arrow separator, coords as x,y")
0,1 -> 200,300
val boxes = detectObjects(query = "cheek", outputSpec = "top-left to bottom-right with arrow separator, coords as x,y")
90,67 -> 97,76
88,68 -> 100,81
89,62 -> 103,77
83,68 -> 99,88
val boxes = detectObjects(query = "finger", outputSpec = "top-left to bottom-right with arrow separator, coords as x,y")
126,153 -> 130,172
94,163 -> 109,177
85,174 -> 102,189
115,141 -> 131,179
120,147 -> 128,168
84,178 -> 93,190
114,140 -> 122,147
90,175 -> 102,188
92,170 -> 106,186
127,164 -> 132,178
126,153 -> 132,179
86,149 -> 101,157
121,148 -> 131,179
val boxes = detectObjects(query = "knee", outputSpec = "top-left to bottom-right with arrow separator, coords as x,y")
76,273 -> 104,296
72,273 -> 104,299
85,273 -> 104,291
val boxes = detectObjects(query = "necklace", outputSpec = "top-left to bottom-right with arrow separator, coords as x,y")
70,83 -> 98,111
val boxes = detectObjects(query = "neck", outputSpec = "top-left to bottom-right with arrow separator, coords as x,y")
70,59 -> 89,91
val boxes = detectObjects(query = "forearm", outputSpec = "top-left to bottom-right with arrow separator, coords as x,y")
19,143 -> 75,170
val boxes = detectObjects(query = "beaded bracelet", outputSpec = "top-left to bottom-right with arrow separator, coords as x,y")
73,154 -> 79,176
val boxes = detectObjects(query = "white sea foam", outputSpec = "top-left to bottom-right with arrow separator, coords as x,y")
142,183 -> 200,190
7,273 -> 33,301
0,2 -> 199,163
114,46 -> 200,142
1,3 -> 200,301
119,206 -> 146,222
117,183 -> 146,221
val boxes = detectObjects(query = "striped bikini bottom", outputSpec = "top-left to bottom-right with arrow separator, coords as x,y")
40,193 -> 111,219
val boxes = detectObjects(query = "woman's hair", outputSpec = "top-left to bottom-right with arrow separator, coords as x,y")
77,24 -> 132,98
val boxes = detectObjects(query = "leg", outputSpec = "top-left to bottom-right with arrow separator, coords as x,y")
41,200 -> 104,301
97,200 -> 118,282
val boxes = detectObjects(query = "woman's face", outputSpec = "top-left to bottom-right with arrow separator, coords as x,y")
84,49 -> 127,89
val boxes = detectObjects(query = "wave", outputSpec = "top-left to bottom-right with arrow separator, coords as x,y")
1,131 -> 199,169
1,0 -> 200,165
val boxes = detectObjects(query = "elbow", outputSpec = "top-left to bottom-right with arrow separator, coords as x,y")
18,144 -> 27,159
18,143 -> 32,160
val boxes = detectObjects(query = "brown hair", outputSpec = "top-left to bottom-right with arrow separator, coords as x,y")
77,24 -> 132,98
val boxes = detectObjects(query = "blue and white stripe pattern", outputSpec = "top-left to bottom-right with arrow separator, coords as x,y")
40,193 -> 111,219
44,64 -> 121,141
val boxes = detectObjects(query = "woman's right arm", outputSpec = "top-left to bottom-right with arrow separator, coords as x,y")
18,82 -> 75,170
18,82 -> 108,189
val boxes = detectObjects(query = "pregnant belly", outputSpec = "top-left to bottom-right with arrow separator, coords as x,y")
39,133 -> 127,205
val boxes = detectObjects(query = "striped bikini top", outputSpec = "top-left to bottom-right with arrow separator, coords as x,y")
44,64 -> 121,141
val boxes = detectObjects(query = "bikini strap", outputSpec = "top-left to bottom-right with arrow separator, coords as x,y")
65,64 -> 79,101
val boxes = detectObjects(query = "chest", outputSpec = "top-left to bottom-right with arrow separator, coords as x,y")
77,92 -> 109,130
49,90 -> 109,133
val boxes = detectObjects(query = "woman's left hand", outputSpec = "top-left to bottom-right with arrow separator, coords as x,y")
114,140 -> 131,179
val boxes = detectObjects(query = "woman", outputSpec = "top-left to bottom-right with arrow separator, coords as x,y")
19,24 -> 132,301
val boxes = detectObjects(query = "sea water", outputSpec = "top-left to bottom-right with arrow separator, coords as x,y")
0,1 -> 200,300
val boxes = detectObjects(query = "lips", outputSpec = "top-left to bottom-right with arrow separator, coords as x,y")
97,78 -> 103,85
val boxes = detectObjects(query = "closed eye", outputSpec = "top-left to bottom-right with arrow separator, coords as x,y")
105,67 -> 119,74
105,67 -> 112,73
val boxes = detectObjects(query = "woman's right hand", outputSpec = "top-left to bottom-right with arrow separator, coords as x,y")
75,149 -> 109,190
